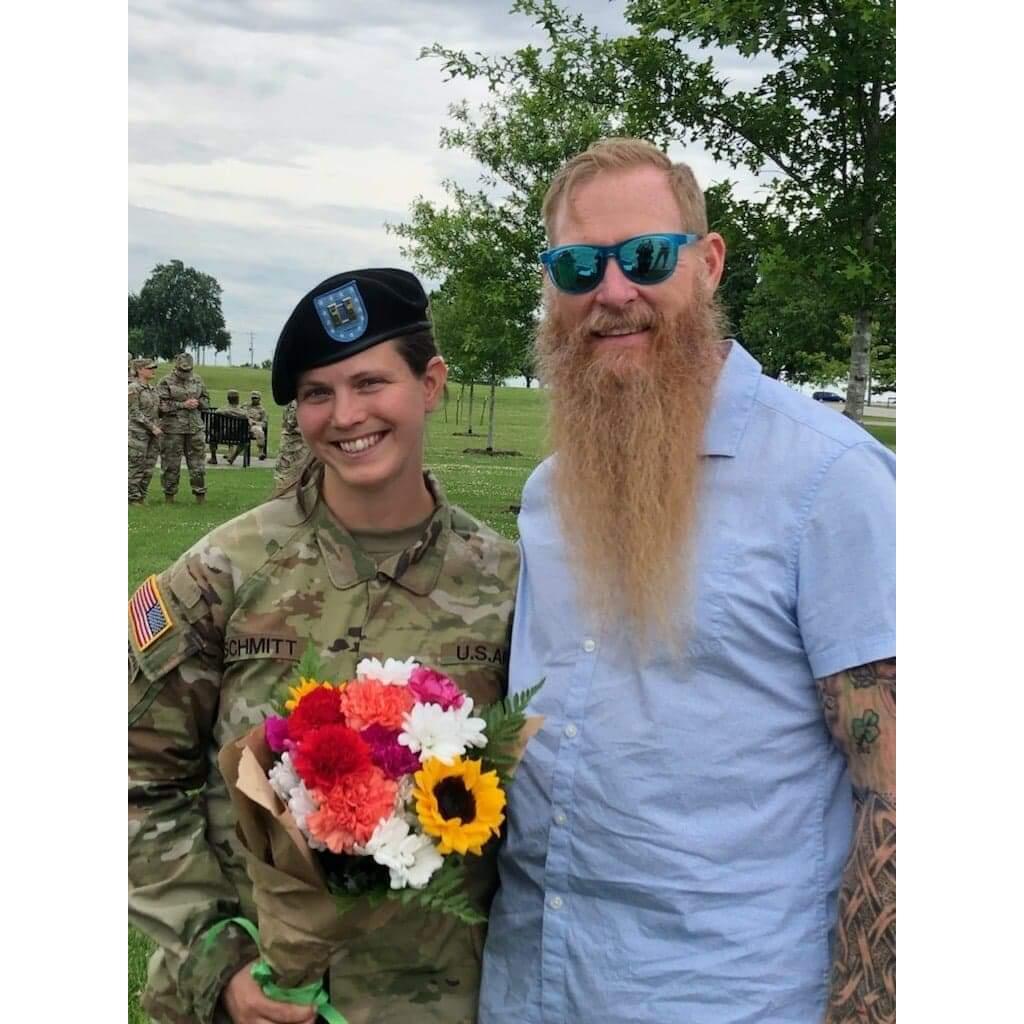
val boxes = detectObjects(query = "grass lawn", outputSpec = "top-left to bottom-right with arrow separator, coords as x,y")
127,378 -> 893,1021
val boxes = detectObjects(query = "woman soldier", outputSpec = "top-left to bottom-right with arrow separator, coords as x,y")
129,269 -> 520,1024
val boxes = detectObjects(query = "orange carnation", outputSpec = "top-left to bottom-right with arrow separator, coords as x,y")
338,678 -> 415,731
306,766 -> 398,854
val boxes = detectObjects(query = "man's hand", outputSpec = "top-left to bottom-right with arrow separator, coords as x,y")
221,962 -> 317,1024
184,398 -> 200,409
153,426 -> 162,437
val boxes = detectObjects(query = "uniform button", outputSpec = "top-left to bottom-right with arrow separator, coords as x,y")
564,723 -> 578,738
548,895 -> 563,910
553,810 -> 567,826
582,638 -> 596,653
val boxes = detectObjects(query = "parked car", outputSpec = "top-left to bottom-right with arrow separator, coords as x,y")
812,391 -> 845,403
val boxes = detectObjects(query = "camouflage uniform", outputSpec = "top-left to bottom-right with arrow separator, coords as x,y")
243,391 -> 269,459
157,354 -> 210,499
273,400 -> 309,488
129,473 -> 519,1024
128,359 -> 161,503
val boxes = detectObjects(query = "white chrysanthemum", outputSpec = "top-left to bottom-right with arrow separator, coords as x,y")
268,752 -> 300,802
362,814 -> 410,861
355,656 -> 418,686
287,780 -> 327,851
361,815 -> 443,889
398,698 -> 487,765
391,832 -> 444,889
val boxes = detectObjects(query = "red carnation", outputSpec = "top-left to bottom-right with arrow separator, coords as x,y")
287,686 -> 345,744
292,724 -> 372,791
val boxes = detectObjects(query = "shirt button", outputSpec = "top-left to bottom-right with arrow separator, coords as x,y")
564,723 -> 578,738
548,895 -> 563,910
553,810 -> 567,826
582,638 -> 596,653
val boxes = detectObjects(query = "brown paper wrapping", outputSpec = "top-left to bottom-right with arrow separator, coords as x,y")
217,725 -> 360,987
216,713 -> 545,988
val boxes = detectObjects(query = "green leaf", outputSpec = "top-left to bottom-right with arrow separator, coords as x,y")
480,679 -> 544,784
272,641 -> 325,709
381,857 -> 487,925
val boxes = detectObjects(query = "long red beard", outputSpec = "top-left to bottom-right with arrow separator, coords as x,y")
536,289 -> 726,645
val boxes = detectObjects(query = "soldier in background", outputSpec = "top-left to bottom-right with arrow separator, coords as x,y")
272,399 -> 309,489
243,390 -> 269,460
129,268 -> 519,1024
157,352 -> 210,503
128,357 -> 162,504
129,354 -> 138,381
209,389 -> 249,465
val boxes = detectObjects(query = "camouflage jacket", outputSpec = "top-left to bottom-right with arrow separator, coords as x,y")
244,403 -> 268,426
274,401 -> 309,485
128,380 -> 160,444
128,474 -> 519,1024
157,372 -> 210,434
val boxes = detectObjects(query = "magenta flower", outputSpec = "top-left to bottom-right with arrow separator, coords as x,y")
360,724 -> 422,779
407,667 -> 465,711
265,715 -> 291,753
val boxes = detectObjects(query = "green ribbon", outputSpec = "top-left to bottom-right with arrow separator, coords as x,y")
203,916 -> 348,1024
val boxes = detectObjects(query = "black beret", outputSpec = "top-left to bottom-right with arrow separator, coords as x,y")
271,268 -> 431,404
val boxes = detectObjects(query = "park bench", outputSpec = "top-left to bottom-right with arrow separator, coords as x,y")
201,409 -> 270,467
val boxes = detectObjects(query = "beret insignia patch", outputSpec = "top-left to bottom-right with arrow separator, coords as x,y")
314,281 -> 368,344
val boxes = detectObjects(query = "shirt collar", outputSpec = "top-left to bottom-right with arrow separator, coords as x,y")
314,471 -> 451,595
701,340 -> 762,457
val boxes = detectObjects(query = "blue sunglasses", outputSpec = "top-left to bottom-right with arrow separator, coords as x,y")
539,232 -> 703,294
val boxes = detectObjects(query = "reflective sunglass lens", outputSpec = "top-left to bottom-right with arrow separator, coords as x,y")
620,236 -> 676,283
552,247 -> 602,292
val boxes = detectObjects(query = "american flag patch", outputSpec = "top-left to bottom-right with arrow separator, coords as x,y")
129,575 -> 173,651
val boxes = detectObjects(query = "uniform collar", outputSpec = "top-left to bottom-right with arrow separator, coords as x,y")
314,471 -> 451,595
701,340 -> 762,457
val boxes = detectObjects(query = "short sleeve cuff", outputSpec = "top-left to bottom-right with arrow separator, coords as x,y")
806,632 -> 896,680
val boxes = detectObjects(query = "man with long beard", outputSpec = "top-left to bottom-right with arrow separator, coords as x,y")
480,139 -> 895,1024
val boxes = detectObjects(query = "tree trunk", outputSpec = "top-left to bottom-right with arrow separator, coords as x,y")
844,310 -> 871,424
486,379 -> 497,451
456,382 -> 464,424
467,381 -> 475,434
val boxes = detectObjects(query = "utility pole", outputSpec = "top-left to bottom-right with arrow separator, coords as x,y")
249,332 -> 255,367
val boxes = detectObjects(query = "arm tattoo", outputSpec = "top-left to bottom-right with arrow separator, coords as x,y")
817,658 -> 895,1024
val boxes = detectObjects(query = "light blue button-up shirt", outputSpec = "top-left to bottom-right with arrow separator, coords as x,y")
480,341 -> 896,1024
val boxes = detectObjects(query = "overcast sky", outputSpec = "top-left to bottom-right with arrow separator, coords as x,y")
128,0 -> 774,366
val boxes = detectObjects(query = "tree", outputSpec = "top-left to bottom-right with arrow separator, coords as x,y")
425,0 -> 895,422
133,260 -> 231,360
391,190 -> 537,449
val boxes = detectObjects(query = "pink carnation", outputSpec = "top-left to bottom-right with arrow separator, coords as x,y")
338,678 -> 415,731
408,667 -> 465,710
264,716 -> 291,753
360,723 -> 422,779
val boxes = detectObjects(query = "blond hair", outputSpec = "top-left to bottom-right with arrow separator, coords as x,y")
542,137 -> 708,239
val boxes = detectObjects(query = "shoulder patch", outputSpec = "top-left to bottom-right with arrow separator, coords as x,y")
129,575 -> 174,651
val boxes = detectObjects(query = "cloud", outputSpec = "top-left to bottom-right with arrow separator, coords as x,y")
128,1 -> 776,368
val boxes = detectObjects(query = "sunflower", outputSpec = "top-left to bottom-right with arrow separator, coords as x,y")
285,677 -> 338,712
413,756 -> 506,855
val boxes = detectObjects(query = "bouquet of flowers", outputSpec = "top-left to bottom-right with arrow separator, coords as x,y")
214,645 -> 542,1001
